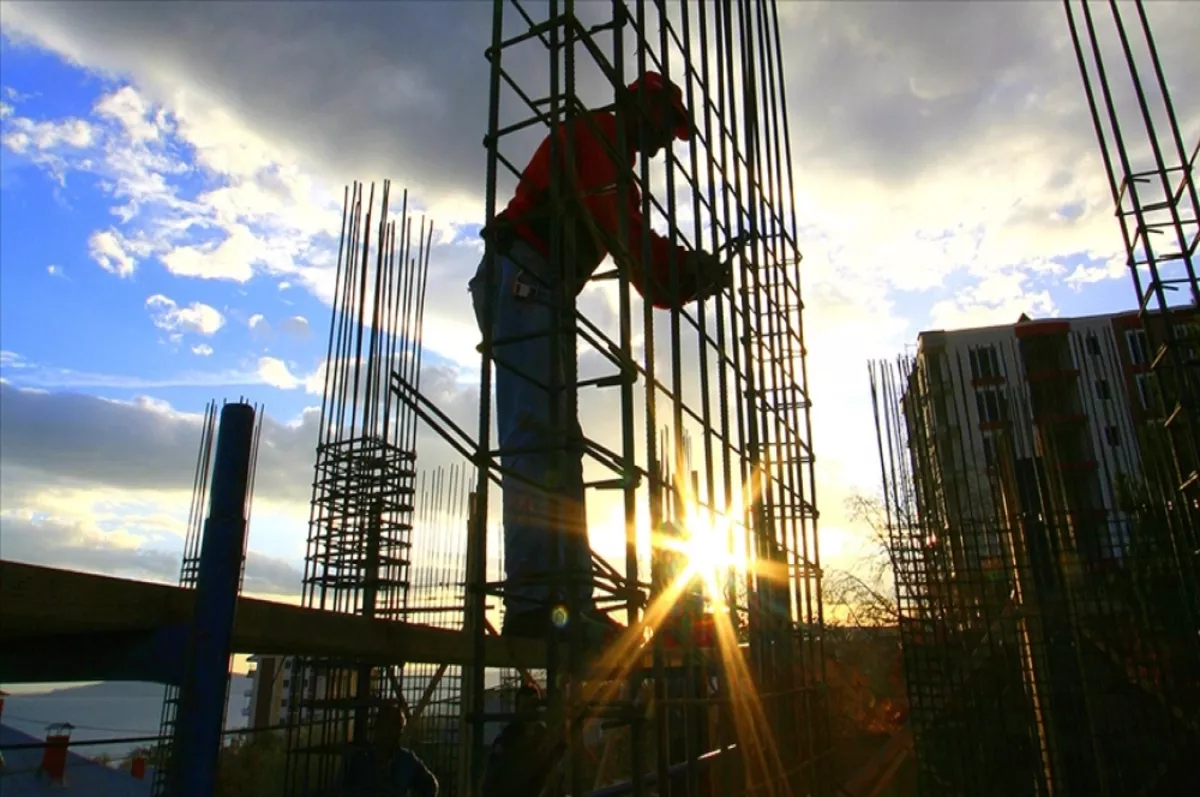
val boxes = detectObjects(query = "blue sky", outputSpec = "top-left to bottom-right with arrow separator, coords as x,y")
0,0 -> 1196,627
0,40 -> 334,422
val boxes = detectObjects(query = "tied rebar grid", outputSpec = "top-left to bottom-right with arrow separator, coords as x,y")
152,399 -> 265,797
1063,0 -> 1200,640
284,182 -> 434,795
870,326 -> 1200,797
398,464 -> 479,793
458,2 -> 827,795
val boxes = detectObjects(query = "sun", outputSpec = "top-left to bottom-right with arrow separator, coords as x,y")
654,508 -> 743,608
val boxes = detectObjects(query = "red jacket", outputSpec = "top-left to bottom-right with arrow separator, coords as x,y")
497,110 -> 699,308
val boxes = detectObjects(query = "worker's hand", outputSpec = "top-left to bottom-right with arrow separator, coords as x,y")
685,249 -> 731,300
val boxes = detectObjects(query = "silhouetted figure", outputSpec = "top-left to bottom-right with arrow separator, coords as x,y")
341,702 -> 437,797
481,684 -> 564,797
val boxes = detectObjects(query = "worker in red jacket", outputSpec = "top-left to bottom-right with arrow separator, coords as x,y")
469,71 -> 729,645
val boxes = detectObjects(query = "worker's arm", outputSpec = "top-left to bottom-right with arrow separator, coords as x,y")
569,115 -> 700,309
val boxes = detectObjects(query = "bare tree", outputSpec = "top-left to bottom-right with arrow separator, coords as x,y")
823,494 -> 900,627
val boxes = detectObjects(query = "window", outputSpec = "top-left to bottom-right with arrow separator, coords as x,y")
1135,372 -> 1161,411
1086,334 -> 1102,356
1105,426 -> 1121,447
1095,378 -> 1112,401
1127,328 -> 1151,366
975,387 -> 1009,424
981,434 -> 998,466
969,345 -> 1001,381
1172,321 -> 1200,363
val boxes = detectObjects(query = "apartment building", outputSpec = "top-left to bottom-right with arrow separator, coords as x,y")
243,655 -> 342,730
903,307 -> 1200,580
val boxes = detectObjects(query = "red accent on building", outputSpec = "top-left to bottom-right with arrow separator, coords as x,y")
1015,320 -> 1070,338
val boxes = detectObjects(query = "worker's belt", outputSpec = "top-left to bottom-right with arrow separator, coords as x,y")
511,268 -> 554,304
481,217 -> 519,255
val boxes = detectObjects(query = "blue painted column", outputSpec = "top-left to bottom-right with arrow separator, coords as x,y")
171,402 -> 255,797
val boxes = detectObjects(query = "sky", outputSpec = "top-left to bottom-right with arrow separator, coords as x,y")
0,0 -> 1197,639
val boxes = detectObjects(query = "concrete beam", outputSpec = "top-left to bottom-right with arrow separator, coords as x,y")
0,560 -> 542,678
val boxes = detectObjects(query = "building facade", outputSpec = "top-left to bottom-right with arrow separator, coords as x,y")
906,308 -> 1200,579
243,655 -> 335,730
888,307 -> 1200,795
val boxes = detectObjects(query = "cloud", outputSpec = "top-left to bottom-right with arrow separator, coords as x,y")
146,293 -> 225,338
256,356 -> 302,390
2,0 -> 1197,581
88,228 -> 138,277
0,382 -> 314,509
279,315 -> 309,339
0,510 -> 303,595
0,377 -> 487,590
191,343 -> 213,357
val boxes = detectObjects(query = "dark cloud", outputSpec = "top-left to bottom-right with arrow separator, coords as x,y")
5,0 -> 1194,212
0,360 -> 493,510
0,383 -> 315,506
782,1 -> 1199,186
0,512 -> 303,596
0,1 -> 622,213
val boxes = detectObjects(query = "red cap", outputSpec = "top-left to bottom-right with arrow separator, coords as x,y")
627,71 -> 694,142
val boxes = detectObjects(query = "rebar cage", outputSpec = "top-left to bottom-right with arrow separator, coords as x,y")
870,321 -> 1200,796
463,1 -> 828,796
1062,0 -> 1199,632
284,182 -> 435,794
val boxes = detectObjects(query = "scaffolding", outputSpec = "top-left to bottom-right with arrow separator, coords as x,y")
870,325 -> 1200,795
391,1 -> 828,795
284,182 -> 434,793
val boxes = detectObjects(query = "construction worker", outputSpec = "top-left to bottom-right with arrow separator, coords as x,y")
469,71 -> 731,644
480,683 -> 562,797
340,702 -> 438,797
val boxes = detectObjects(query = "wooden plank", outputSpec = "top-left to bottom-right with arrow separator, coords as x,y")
0,560 -> 543,670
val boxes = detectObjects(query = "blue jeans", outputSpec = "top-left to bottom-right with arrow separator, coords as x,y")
468,240 -> 593,615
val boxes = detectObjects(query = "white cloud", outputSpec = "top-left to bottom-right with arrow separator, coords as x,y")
256,356 -> 302,389
87,229 -> 138,277
46,264 -> 64,277
191,343 -> 213,356
1,114 -> 92,153
145,293 -> 225,339
94,84 -> 160,143
2,0 -> 1198,589
279,314 -> 309,339
248,312 -> 273,344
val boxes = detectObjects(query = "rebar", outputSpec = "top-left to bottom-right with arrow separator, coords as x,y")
871,321 -> 1200,796
1063,0 -> 1200,636
284,182 -> 434,794
452,2 -> 828,795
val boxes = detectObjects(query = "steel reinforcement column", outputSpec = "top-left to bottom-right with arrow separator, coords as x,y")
170,401 -> 256,797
